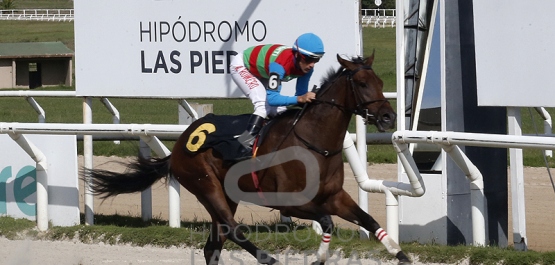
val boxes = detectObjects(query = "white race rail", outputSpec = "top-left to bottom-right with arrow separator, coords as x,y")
343,133 -> 425,243
0,122 -> 187,231
533,107 -> 553,157
4,90 -> 554,246
1,90 -> 401,236
0,91 -> 189,227
392,130 -> 555,246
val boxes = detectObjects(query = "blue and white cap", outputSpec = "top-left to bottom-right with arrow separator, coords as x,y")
292,33 -> 325,59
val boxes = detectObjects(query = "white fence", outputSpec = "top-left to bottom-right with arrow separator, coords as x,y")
5,91 -> 552,247
0,8 -> 393,27
361,8 -> 396,28
0,91 -> 403,241
0,9 -> 74,22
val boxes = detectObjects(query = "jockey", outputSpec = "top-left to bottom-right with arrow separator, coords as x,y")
230,32 -> 325,148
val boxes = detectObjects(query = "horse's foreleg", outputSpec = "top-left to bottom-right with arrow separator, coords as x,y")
281,207 -> 335,265
330,190 -> 412,265
313,215 -> 334,265
204,220 -> 225,265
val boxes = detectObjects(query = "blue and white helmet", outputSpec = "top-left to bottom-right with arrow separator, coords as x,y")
292,33 -> 325,59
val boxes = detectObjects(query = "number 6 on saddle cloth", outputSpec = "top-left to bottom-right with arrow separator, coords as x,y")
184,113 -> 271,161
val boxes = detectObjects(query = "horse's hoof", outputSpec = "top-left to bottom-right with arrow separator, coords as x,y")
396,251 -> 412,265
311,262 -> 324,265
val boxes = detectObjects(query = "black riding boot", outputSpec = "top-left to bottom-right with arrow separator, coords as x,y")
240,114 -> 265,149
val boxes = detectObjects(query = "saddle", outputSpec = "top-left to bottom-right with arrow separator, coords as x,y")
182,113 -> 271,161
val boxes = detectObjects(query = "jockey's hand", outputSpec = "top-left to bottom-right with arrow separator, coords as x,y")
297,92 -> 316,104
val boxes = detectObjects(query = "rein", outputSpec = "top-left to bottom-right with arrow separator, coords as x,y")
348,66 -> 389,118
291,64 -> 389,157
312,65 -> 388,117
293,129 -> 343,157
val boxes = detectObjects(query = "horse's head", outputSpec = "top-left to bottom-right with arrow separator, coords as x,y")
336,53 -> 396,132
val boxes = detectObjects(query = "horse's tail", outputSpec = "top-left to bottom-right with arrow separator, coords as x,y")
83,155 -> 172,199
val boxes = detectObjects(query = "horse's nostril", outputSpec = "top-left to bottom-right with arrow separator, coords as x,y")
380,112 -> 397,125
382,113 -> 391,122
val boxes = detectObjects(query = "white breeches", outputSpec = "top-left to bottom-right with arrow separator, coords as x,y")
230,53 -> 287,118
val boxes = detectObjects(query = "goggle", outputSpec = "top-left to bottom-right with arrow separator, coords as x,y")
298,52 -> 322,63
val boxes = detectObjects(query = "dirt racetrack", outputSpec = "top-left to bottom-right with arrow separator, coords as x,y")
2,155 -> 554,265
80,156 -> 555,252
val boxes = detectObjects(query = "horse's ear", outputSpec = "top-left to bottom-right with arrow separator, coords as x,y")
364,49 -> 375,66
336,54 -> 358,71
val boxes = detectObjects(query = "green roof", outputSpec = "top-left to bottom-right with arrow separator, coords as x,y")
0,42 -> 73,59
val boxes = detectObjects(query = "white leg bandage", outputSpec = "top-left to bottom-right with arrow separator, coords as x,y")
316,233 -> 331,262
375,228 -> 402,255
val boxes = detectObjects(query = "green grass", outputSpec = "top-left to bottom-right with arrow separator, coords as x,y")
5,0 -> 73,9
0,22 -> 553,166
1,23 -> 553,166
1,5 -> 555,263
0,20 -> 74,50
0,215 -> 37,239
362,27 -> 396,92
0,86 -> 400,160
2,215 -> 555,264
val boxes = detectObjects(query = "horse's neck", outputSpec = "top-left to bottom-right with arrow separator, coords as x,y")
296,91 -> 353,150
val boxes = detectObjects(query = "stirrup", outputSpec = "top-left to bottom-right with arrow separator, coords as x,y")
239,132 -> 257,149
239,115 -> 264,147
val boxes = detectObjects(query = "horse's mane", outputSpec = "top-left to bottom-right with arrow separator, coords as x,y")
318,56 -> 366,94
268,56 -> 368,121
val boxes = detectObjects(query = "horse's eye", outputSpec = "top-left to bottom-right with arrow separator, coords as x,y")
357,82 -> 368,88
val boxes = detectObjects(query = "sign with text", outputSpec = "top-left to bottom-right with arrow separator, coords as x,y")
473,0 -> 555,107
0,135 -> 79,226
74,0 -> 361,97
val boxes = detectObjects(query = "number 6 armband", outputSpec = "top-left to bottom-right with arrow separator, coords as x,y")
267,72 -> 282,91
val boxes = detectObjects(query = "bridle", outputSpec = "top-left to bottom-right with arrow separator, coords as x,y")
312,65 -> 389,124
291,64 -> 389,157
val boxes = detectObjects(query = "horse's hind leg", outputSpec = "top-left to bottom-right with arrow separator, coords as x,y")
330,190 -> 412,265
281,208 -> 335,264
203,200 -> 237,265
186,181 -> 278,264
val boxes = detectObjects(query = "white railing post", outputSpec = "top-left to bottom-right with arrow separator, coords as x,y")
139,140 -> 153,222
8,133 -> 49,231
26,97 -> 46,123
534,107 -> 553,157
356,115 -> 370,239
508,108 -> 528,250
83,97 -> 94,226
100,97 -> 121,144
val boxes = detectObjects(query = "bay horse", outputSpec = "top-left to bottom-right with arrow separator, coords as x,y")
85,54 -> 412,265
